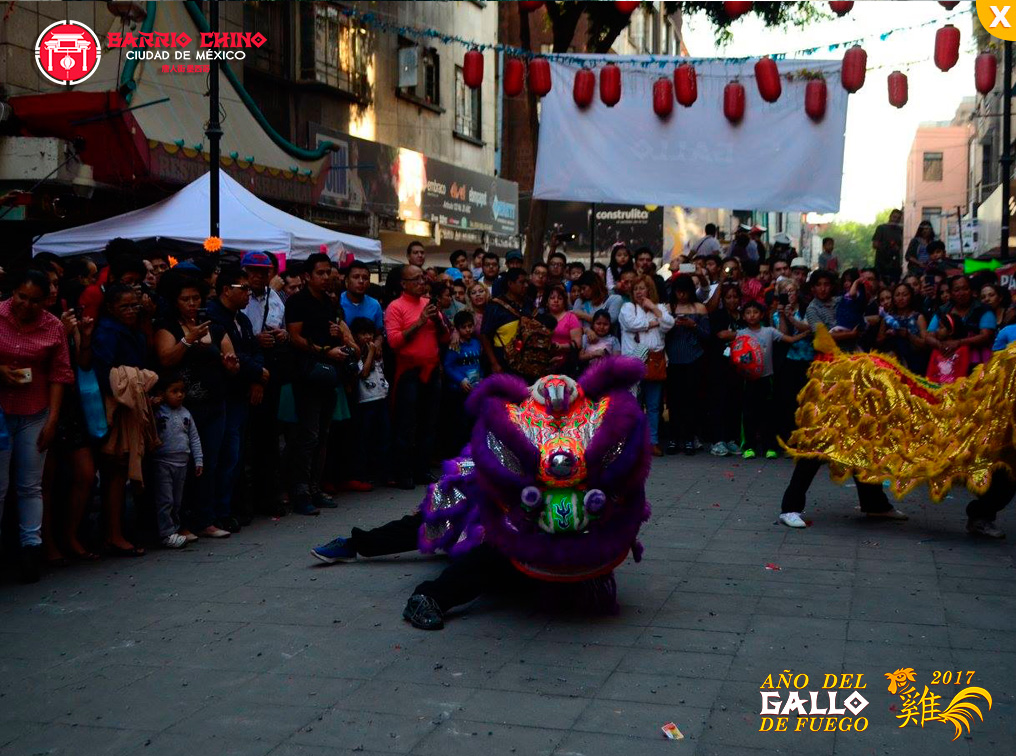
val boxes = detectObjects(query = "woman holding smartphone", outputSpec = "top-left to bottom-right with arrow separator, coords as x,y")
155,270 -> 240,539
0,269 -> 74,582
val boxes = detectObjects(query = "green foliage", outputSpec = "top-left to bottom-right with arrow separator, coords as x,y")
823,209 -> 895,269
669,2 -> 830,46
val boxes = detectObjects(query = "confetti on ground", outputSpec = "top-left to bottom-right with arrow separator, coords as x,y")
661,722 -> 684,740
764,563 -> 781,571
804,520 -> 814,527
711,503 -> 721,508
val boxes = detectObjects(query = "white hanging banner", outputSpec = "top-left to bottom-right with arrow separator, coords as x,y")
533,56 -> 848,213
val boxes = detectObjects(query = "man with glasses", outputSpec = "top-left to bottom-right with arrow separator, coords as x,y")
384,265 -> 449,490
208,268 -> 265,532
241,251 -> 289,517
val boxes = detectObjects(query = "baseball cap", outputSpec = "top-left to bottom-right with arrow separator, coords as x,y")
774,233 -> 792,245
241,251 -> 274,268
445,267 -> 464,280
790,256 -> 809,269
506,250 -> 524,262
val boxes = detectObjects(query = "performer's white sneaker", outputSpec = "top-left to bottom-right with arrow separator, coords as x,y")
779,512 -> 807,528
967,519 -> 1006,539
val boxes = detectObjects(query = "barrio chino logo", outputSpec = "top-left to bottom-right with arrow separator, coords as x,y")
35,20 -> 101,86
758,668 -> 994,741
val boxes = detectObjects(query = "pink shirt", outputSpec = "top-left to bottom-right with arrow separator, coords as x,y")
385,294 -> 446,383
551,311 -> 581,347
0,300 -> 74,416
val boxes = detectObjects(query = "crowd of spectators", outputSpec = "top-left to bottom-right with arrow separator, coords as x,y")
1,230 -> 1013,584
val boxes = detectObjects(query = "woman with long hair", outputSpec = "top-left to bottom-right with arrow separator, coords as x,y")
663,276 -> 709,455
467,281 -> 489,334
707,283 -> 744,456
545,284 -> 582,375
606,242 -> 634,295
619,275 -> 674,456
905,220 -> 936,274
876,282 -> 928,373
572,271 -> 623,332
981,283 -> 1016,329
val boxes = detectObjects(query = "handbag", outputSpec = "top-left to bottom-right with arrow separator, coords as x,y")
645,350 -> 667,382
492,298 -> 554,381
76,366 -> 109,439
304,359 -> 341,389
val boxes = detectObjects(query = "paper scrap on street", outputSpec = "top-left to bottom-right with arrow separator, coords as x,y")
662,722 -> 684,740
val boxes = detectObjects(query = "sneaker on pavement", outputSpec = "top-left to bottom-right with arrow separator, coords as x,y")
402,593 -> 444,630
765,450 -> 779,460
292,497 -> 321,517
710,442 -> 729,457
198,525 -> 231,538
312,492 -> 338,509
179,530 -> 199,543
742,449 -> 756,460
162,534 -> 188,549
683,441 -> 696,456
779,512 -> 807,529
312,536 -> 357,564
865,508 -> 909,521
725,441 -> 741,455
967,518 -> 1005,539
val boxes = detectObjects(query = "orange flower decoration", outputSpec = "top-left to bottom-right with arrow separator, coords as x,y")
167,255 -> 179,268
203,236 -> 223,253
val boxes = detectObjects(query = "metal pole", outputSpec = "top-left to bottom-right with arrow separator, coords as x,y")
589,203 -> 596,268
955,205 -> 964,256
206,0 -> 222,239
1002,40 -> 1012,257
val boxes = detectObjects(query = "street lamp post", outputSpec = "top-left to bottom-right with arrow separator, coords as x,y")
1002,40 -> 1012,258
206,0 -> 222,239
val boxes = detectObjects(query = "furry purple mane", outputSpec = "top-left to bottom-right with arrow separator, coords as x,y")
465,372 -> 529,415
579,355 -> 645,400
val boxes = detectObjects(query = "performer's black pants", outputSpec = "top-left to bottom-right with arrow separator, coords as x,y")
967,469 -> 1015,523
348,512 -> 422,557
413,543 -> 529,613
781,458 -> 892,514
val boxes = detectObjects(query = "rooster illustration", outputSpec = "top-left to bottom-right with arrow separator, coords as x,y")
885,668 -> 993,741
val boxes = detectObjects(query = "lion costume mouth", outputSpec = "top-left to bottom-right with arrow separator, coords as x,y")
418,358 -> 652,582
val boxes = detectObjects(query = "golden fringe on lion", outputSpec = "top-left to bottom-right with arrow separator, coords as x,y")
781,325 -> 1016,502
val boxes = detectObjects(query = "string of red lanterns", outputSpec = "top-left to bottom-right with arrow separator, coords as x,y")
495,2 -> 990,120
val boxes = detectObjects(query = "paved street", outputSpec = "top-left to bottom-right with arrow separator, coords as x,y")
0,454 -> 1014,756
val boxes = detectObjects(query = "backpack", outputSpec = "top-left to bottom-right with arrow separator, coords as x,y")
492,298 -> 554,382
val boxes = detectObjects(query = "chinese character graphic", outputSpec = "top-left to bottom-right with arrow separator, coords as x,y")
885,668 -> 993,741
35,21 -> 102,86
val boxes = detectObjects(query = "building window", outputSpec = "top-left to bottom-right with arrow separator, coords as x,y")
922,206 -> 943,234
922,151 -> 943,182
300,3 -> 370,100
398,38 -> 440,107
454,66 -> 482,142
244,1 -> 289,78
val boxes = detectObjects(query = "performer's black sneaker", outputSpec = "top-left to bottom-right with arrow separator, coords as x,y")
967,519 -> 1005,539
403,594 -> 444,630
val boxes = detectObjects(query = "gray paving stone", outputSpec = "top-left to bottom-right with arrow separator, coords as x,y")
0,723 -> 154,755
289,707 -> 437,753
413,721 -> 564,756
551,730 -> 694,756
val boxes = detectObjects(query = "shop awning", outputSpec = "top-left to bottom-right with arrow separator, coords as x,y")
33,171 -> 381,262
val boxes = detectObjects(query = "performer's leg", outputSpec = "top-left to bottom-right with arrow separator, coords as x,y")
412,544 -> 512,611
856,479 -> 893,513
349,512 -> 424,557
781,458 -> 822,514
966,469 -> 1015,535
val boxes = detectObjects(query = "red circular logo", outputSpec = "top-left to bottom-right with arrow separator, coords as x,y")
35,20 -> 101,86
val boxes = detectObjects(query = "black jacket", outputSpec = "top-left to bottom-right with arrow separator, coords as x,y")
208,299 -> 264,396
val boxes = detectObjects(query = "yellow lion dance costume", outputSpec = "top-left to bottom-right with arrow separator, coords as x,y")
783,326 -> 1016,502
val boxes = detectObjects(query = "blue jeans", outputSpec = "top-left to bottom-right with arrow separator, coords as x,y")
216,396 -> 249,520
0,410 -> 50,547
640,380 -> 664,445
186,401 -> 226,531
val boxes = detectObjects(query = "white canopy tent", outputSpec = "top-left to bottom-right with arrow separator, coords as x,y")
33,172 -> 381,262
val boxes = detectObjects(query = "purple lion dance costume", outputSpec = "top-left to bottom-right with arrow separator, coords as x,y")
416,356 -> 652,610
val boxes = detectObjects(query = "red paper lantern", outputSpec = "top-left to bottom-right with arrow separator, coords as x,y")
939,1 -> 959,8
463,49 -> 483,89
754,57 -> 781,103
805,79 -> 828,122
841,45 -> 867,93
975,51 -> 998,95
529,57 -> 552,96
934,25 -> 961,72
724,1 -> 753,20
653,77 -> 673,118
600,63 -> 621,107
724,81 -> 746,124
573,67 -> 595,108
519,1 -> 544,11
888,70 -> 908,108
615,1 -> 640,13
674,63 -> 698,107
829,1 -> 854,15
504,57 -> 524,96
